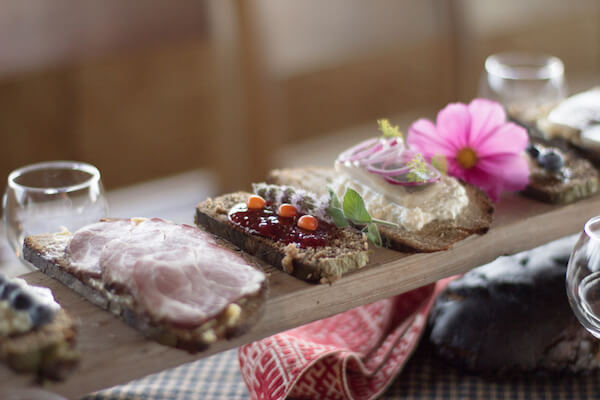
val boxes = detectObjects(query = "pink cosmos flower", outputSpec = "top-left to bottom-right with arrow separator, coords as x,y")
407,98 -> 530,202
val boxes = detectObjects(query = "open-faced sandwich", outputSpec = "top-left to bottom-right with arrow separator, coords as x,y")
269,127 -> 494,252
0,273 -> 78,380
23,218 -> 267,352
523,141 -> 599,204
196,187 -> 369,283
537,87 -> 600,151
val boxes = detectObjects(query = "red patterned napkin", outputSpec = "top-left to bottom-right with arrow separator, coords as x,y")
239,279 -> 451,400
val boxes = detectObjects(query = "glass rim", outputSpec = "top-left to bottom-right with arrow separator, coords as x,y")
7,161 -> 102,195
584,216 -> 600,242
485,52 -> 564,80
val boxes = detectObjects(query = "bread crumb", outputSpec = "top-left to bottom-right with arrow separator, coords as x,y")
281,244 -> 298,274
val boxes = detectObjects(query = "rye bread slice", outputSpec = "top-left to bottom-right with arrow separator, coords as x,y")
522,146 -> 599,204
1,307 -> 78,381
195,192 -> 369,283
23,227 -> 268,353
267,168 -> 494,252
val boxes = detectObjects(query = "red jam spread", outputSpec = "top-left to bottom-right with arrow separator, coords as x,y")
228,203 -> 335,248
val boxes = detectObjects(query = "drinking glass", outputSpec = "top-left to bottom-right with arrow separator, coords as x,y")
2,161 -> 108,263
479,52 -> 567,124
566,216 -> 600,339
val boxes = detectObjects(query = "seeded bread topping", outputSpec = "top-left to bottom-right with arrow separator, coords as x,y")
333,162 -> 469,231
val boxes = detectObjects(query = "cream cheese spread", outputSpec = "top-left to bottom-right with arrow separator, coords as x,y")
333,161 -> 469,231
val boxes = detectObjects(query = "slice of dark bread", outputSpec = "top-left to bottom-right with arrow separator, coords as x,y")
195,192 -> 369,283
23,225 -> 268,353
522,145 -> 599,204
267,168 -> 494,252
0,273 -> 78,381
1,309 -> 78,381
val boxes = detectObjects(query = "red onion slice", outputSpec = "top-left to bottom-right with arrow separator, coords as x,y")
337,135 -> 440,186
337,138 -> 382,163
366,162 -> 411,176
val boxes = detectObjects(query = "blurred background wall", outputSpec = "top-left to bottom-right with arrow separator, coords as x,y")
0,0 -> 598,193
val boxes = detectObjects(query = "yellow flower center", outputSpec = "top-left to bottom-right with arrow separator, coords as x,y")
457,147 -> 478,169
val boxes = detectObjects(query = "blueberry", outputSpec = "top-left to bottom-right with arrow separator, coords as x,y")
538,150 -> 564,172
30,304 -> 54,326
526,143 -> 541,158
0,283 -> 19,300
11,292 -> 33,311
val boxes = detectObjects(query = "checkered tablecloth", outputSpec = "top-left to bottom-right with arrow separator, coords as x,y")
84,342 -> 600,400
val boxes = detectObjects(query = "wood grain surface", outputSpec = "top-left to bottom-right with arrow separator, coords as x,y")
1,193 -> 599,398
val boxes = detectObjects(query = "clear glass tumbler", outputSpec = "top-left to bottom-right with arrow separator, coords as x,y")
2,161 -> 108,262
479,52 -> 567,124
566,216 -> 600,339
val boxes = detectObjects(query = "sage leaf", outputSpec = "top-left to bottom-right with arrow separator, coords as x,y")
366,222 -> 382,247
343,188 -> 372,224
327,189 -> 349,227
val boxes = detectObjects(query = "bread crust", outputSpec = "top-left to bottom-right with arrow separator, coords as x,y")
23,227 -> 268,353
267,167 -> 494,252
195,192 -> 369,283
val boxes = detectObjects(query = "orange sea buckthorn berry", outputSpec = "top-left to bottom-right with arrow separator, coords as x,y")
297,215 -> 318,231
247,195 -> 266,210
277,203 -> 298,218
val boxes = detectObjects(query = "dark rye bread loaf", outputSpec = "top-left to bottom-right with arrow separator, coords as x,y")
195,192 -> 369,283
1,308 -> 78,381
23,228 -> 267,353
267,168 -> 494,252
429,236 -> 600,375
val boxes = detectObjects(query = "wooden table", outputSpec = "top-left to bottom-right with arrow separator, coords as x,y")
1,192 -> 599,398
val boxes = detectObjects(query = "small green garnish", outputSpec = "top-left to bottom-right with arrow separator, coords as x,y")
328,188 -> 398,247
377,119 -> 403,138
431,154 -> 448,176
406,153 -> 429,183
327,188 -> 349,228
342,188 -> 371,224
365,222 -> 382,248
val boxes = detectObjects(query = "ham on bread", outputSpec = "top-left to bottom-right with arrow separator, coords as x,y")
23,218 -> 268,352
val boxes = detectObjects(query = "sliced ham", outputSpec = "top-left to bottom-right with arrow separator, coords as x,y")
66,219 -> 136,278
65,218 -> 265,327
130,246 -> 264,327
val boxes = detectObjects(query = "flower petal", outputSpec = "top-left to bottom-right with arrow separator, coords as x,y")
407,118 -> 456,159
468,99 -> 507,147
476,154 -> 530,192
463,167 -> 502,202
436,103 -> 471,149
477,122 -> 529,158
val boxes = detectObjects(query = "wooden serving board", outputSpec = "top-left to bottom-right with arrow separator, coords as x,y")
2,193 -> 600,398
